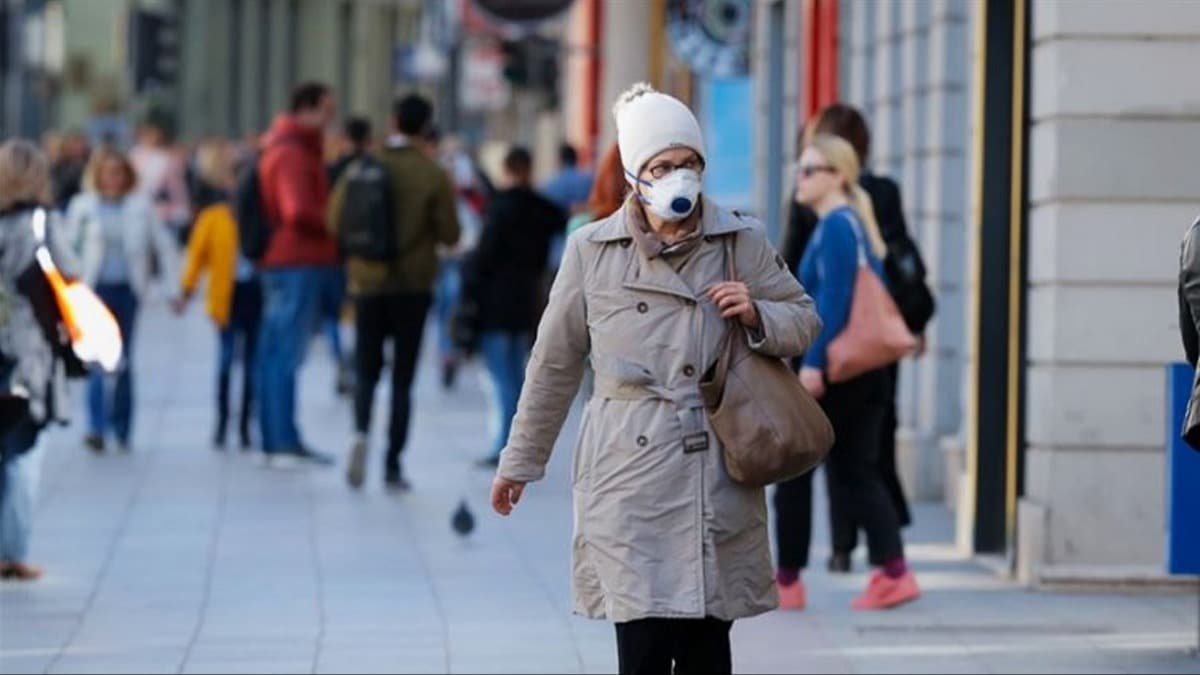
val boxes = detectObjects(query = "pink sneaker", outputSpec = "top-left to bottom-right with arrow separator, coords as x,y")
777,579 -> 807,610
851,571 -> 920,610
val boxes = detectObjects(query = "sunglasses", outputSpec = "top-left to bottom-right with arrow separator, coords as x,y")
796,163 -> 837,178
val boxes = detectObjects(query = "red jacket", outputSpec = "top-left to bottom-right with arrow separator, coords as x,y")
258,115 -> 338,267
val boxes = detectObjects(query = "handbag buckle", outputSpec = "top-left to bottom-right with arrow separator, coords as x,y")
683,432 -> 710,454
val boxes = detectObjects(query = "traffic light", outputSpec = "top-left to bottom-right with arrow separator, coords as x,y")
500,40 -> 528,86
500,37 -> 559,93
130,9 -> 179,94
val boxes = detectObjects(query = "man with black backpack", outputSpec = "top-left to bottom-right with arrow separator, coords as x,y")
328,94 -> 460,491
240,82 -> 340,468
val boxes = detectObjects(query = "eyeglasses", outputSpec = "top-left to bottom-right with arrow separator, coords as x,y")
644,156 -> 704,180
796,163 -> 836,178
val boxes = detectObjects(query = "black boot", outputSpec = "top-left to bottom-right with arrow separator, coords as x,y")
215,370 -> 231,450
238,419 -> 252,450
213,413 -> 228,450
239,368 -> 254,451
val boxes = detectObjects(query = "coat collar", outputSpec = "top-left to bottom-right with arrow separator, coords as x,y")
586,196 -> 753,244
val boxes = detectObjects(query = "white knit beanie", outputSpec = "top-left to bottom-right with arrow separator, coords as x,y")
612,83 -> 706,185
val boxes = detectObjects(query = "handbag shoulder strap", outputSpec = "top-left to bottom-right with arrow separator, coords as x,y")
701,234 -> 741,402
840,209 -> 869,268
722,231 -> 738,282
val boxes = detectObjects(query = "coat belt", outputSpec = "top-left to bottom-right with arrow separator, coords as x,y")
592,373 -> 710,453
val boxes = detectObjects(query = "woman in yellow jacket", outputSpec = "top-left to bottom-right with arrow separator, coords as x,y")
173,140 -> 262,450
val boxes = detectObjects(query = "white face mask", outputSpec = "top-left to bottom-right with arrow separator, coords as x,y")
634,168 -> 702,222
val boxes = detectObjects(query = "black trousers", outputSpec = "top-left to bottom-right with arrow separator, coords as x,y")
614,617 -> 733,675
831,363 -> 912,562
774,368 -> 904,569
353,291 -> 431,472
216,280 -> 262,441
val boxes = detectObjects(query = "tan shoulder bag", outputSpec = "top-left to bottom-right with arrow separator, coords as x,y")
698,235 -> 834,488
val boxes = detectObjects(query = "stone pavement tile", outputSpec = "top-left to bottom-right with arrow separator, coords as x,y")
1114,650 -> 1200,675
65,616 -> 196,651
319,629 -> 446,651
582,657 -> 621,675
733,654 -> 854,675
316,647 -> 446,674
194,624 -> 321,643
45,647 -> 185,675
449,654 -> 583,675
0,653 -> 56,675
181,659 -> 314,674
842,654 -> 989,675
185,641 -> 315,665
0,614 -> 76,645
186,635 -> 314,659
971,655 -> 1126,674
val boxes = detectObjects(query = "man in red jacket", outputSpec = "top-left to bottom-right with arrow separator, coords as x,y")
256,82 -> 339,466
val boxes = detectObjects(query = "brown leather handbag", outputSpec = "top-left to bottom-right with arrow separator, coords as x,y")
826,216 -> 918,383
698,236 -> 835,488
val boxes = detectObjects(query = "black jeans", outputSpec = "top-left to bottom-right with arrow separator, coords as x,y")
353,292 -> 431,472
774,368 -> 904,569
830,363 -> 912,563
216,280 -> 262,441
614,617 -> 733,675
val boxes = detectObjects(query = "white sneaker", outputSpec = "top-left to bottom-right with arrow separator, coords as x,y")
346,437 -> 368,489
260,452 -> 303,470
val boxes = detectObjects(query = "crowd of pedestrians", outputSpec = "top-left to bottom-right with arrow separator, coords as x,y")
1,74 -> 963,675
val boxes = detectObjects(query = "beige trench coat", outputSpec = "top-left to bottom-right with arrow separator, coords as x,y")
497,198 -> 821,623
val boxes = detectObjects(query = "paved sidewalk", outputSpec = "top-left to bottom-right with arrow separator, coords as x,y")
1,303 -> 1197,674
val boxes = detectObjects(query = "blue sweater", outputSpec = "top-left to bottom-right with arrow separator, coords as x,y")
798,205 -> 884,370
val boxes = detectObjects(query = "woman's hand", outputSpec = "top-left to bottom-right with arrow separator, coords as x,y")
491,476 -> 526,516
171,291 -> 190,316
799,367 -> 826,399
707,282 -> 760,328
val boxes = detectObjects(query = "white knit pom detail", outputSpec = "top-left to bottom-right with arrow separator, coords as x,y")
611,82 -> 658,120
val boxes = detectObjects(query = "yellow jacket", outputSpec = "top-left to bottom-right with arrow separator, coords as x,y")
180,203 -> 240,327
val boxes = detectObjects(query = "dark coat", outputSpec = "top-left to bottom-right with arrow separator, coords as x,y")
463,187 -> 566,333
1177,215 -> 1200,448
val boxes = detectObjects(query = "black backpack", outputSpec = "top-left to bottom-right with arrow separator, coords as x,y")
233,153 -> 272,261
884,234 -> 936,335
336,154 -> 396,261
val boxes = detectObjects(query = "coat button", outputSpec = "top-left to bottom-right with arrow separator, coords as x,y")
683,365 -> 695,377
620,239 -> 631,248
636,302 -> 649,313
637,435 -> 648,447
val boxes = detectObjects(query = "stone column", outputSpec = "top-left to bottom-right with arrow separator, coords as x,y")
597,0 -> 651,150
751,0 -> 801,240
837,0 -> 975,504
296,0 -> 339,86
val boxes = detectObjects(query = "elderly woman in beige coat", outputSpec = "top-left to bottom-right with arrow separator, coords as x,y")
491,83 -> 822,675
